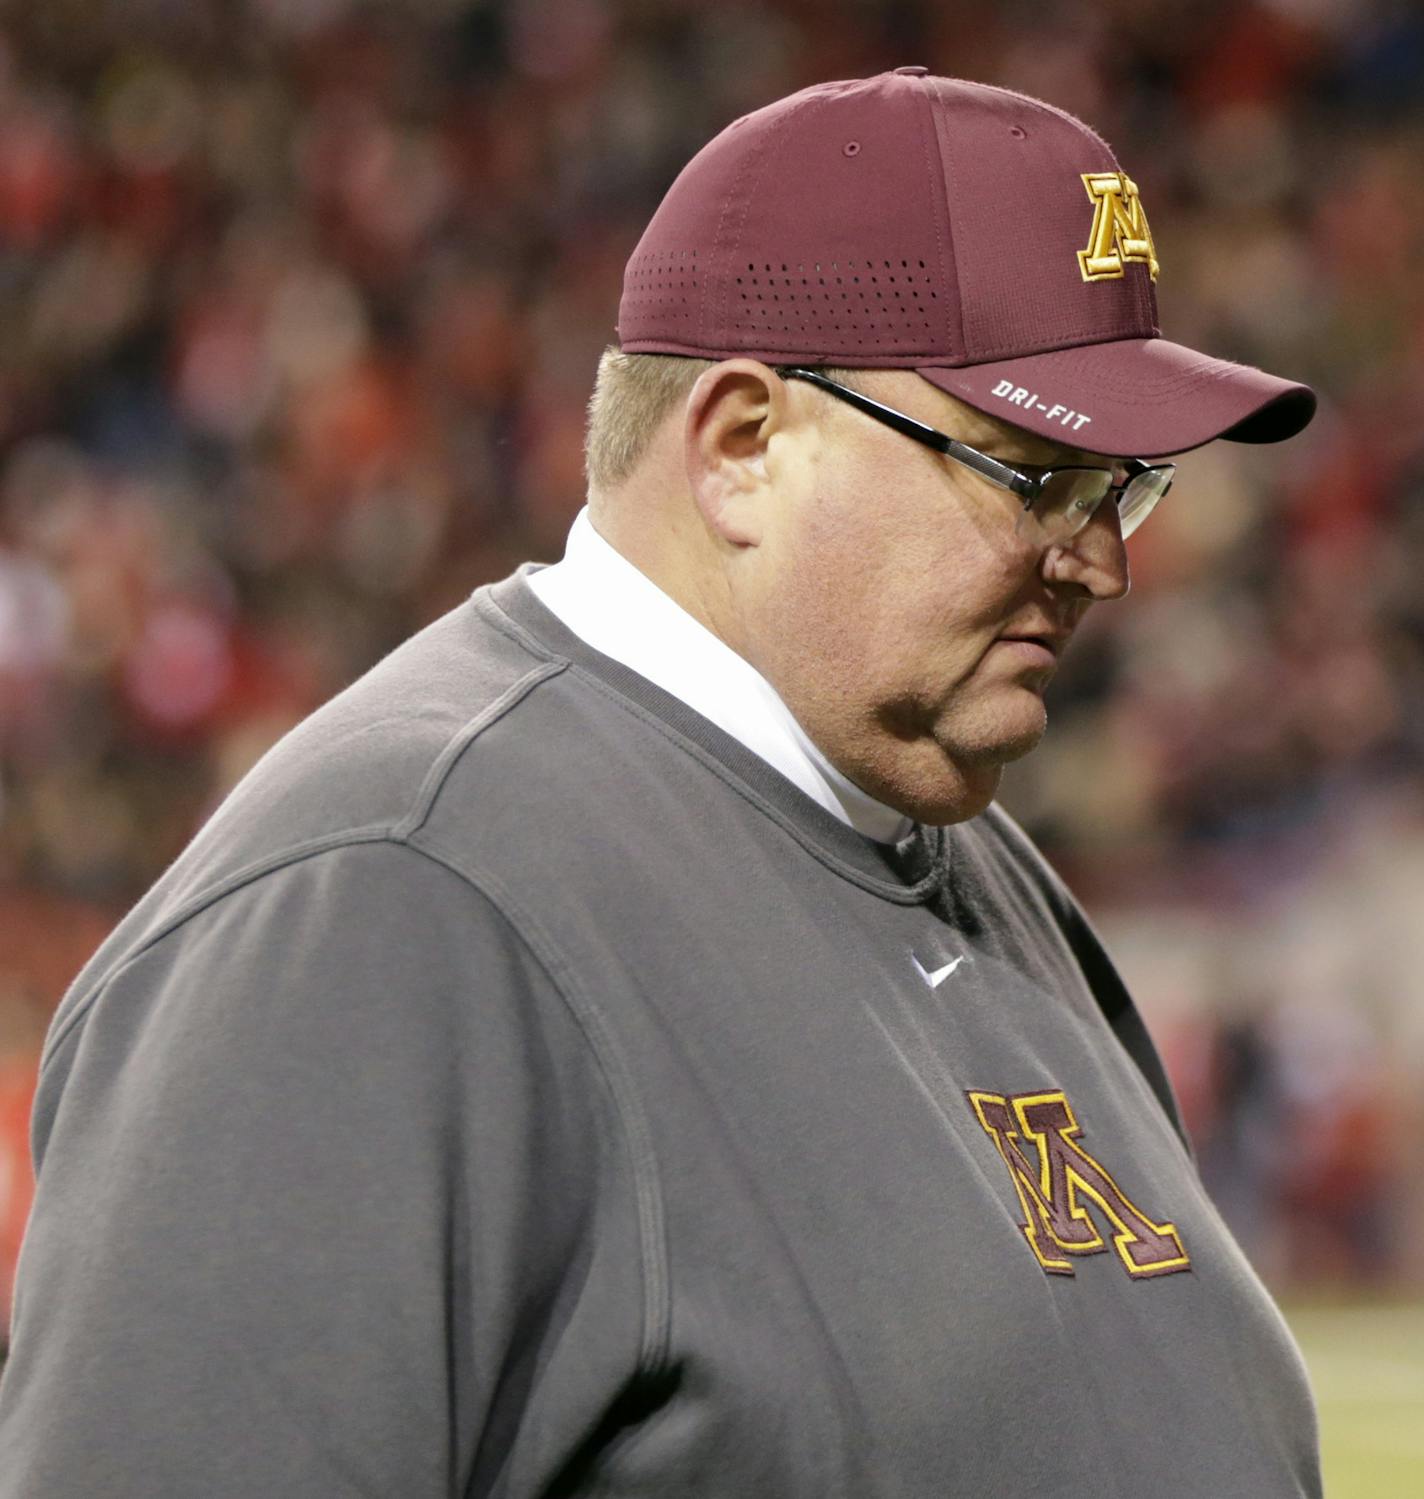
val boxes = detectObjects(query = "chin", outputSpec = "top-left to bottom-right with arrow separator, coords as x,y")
942,694 -> 1048,766
891,704 -> 1047,823
839,690 -> 1047,825
908,771 -> 1002,826
867,750 -> 1004,827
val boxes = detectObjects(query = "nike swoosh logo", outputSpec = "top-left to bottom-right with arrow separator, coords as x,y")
912,953 -> 966,989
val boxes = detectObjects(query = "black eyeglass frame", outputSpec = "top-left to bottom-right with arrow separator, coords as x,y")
777,366 -> 1173,537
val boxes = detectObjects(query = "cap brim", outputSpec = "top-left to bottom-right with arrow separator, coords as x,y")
917,336 -> 1316,458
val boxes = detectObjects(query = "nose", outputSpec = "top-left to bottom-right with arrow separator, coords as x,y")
1041,500 -> 1131,601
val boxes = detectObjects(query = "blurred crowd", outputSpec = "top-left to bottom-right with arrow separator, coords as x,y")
2,0 -> 1424,1328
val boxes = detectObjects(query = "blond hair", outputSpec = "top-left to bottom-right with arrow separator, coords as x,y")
582,346 -> 867,492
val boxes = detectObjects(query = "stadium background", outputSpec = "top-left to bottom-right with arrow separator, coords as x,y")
0,0 -> 1420,1488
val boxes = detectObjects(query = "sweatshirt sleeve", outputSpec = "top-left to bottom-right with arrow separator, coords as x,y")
0,838 -> 650,1498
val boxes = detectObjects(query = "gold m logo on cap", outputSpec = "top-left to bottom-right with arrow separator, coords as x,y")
968,1088 -> 1189,1278
1077,171 -> 1159,283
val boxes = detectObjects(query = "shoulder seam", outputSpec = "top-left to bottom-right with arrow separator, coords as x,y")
38,828 -> 671,1384
42,660 -> 570,1069
399,832 -> 671,1380
474,587 -> 568,665
40,826 -> 395,1069
393,659 -> 567,840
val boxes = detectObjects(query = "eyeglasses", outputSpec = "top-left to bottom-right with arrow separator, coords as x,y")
778,367 -> 1174,545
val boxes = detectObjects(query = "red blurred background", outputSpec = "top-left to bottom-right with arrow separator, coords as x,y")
2,0 -> 1423,1331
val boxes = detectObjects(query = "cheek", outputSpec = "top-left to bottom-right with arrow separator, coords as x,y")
825,513 -> 1016,643
755,461 -> 1037,693
765,525 -> 1003,699
794,483 -> 951,607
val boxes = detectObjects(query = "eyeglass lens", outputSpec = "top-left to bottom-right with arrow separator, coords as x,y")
1117,467 -> 1174,538
1032,466 -> 1173,541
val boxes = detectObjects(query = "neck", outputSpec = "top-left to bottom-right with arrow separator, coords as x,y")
590,496 -> 751,659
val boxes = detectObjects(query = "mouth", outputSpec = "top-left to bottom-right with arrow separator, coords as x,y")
989,623 -> 1073,677
993,637 -> 1059,672
1001,623 -> 1067,659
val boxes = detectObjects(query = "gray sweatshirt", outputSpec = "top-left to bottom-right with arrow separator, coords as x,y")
0,570 -> 1321,1497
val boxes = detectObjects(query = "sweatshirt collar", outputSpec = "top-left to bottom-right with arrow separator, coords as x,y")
525,509 -> 914,845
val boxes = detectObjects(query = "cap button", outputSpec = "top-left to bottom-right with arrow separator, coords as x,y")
893,65 -> 929,76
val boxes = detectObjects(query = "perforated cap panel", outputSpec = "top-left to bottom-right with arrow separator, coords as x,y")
617,73 -> 963,363
623,253 -> 947,360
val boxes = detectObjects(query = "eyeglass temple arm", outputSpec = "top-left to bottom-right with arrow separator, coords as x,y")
778,367 -> 1038,502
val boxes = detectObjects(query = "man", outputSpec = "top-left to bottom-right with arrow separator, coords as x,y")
0,71 -> 1320,1496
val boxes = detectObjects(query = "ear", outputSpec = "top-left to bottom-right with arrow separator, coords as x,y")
682,360 -> 796,547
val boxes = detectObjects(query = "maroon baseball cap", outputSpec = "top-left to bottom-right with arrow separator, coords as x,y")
616,69 -> 1315,458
